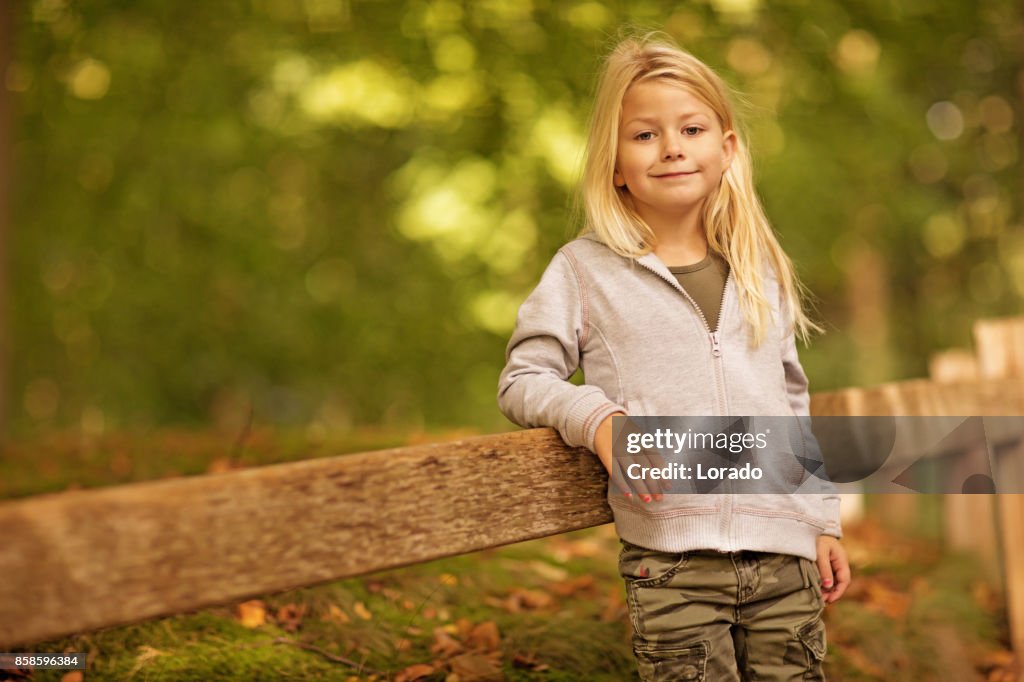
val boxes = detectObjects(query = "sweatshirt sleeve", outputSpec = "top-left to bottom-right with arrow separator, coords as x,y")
497,249 -> 625,452
778,280 -> 843,539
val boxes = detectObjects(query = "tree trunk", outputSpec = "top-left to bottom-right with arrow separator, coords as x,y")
0,0 -> 13,439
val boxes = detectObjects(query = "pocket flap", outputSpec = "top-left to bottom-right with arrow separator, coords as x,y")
798,617 -> 827,661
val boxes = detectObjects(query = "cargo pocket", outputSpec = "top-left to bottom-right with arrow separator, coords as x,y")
618,539 -> 689,588
797,617 -> 826,681
634,639 -> 708,681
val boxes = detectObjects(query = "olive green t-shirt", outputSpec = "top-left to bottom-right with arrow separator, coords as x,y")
667,251 -> 730,332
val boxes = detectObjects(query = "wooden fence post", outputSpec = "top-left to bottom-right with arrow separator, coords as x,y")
929,350 -> 999,582
974,318 -> 1024,662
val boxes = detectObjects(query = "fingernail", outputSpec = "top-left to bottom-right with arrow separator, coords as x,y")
624,492 -> 633,498
642,494 -> 651,502
823,579 -> 833,587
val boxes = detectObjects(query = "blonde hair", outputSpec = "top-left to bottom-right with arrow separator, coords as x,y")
577,33 -> 821,344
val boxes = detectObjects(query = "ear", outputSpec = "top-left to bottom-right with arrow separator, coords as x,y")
613,168 -> 626,188
721,130 -> 738,170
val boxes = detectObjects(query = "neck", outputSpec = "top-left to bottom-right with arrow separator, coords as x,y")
638,204 -> 708,267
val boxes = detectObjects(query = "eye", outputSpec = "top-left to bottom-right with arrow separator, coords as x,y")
634,131 -> 655,141
683,126 -> 703,136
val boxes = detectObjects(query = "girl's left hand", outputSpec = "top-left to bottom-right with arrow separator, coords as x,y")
815,535 -> 850,604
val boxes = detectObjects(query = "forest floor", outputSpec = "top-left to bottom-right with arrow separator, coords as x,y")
1,427 -> 1020,681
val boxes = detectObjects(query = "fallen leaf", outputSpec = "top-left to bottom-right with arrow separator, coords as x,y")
448,651 -> 503,681
275,603 -> 306,632
206,457 -> 233,473
394,638 -> 412,652
505,588 -> 553,611
548,575 -> 596,597
439,573 -> 459,586
237,600 -> 267,628
528,560 -> 568,582
322,604 -> 350,624
465,621 -> 500,651
512,652 -> 550,671
61,673 -> 84,682
394,663 -> 435,682
431,627 -> 465,658
353,601 -> 373,620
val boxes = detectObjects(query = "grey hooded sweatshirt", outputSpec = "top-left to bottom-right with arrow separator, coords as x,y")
497,233 -> 841,562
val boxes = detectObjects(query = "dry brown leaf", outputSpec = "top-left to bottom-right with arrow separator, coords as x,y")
448,651 -> 503,681
548,575 -> 596,597
236,599 -> 267,628
353,601 -> 373,620
431,627 -> 465,658
454,617 -> 475,639
439,573 -> 459,586
507,588 -> 553,611
512,652 -> 550,671
465,621 -> 501,651
394,638 -> 412,652
528,560 -> 568,581
394,663 -> 435,682
275,603 -> 306,632
206,457 -> 234,473
61,672 -> 84,682
322,604 -> 350,624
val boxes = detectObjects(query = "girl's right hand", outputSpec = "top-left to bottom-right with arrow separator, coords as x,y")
594,412 -> 666,503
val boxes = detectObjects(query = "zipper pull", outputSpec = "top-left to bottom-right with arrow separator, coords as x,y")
710,331 -> 721,357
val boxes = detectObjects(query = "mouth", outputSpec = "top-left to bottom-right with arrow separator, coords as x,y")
653,171 -> 698,178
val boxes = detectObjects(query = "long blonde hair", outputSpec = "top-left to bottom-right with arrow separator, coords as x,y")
578,33 -> 820,344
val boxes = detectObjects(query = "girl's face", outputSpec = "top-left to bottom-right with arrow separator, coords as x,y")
614,80 -> 736,228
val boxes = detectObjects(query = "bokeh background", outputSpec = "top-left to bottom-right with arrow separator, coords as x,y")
4,0 -> 1022,438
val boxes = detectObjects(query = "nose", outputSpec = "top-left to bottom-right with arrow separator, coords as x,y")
662,131 -> 686,160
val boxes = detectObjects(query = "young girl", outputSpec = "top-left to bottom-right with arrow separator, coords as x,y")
498,35 -> 850,680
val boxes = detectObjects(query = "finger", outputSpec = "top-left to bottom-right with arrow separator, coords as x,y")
827,564 -> 851,603
816,553 -> 834,593
826,578 -> 849,603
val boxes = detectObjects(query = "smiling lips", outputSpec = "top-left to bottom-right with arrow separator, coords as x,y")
653,170 -> 698,178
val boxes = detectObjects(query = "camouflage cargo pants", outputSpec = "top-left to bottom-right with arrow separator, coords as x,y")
619,540 -> 827,681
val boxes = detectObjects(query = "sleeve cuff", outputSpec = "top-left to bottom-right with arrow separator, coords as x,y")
563,389 -> 625,452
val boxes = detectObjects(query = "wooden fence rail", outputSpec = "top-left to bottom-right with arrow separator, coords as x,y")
1,318 -> 1023,654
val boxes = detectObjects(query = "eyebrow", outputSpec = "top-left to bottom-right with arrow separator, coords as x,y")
623,112 -> 711,126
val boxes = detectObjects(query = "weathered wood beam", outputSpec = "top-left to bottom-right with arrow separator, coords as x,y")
0,429 -> 609,647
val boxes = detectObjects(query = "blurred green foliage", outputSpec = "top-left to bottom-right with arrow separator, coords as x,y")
9,0 -> 1023,438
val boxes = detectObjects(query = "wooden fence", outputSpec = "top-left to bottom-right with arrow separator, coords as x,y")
1,318 -> 1023,658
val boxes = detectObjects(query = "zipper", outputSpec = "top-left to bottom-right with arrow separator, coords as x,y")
638,256 -> 735,544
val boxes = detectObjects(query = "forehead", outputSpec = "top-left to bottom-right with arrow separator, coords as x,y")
620,80 -> 717,123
